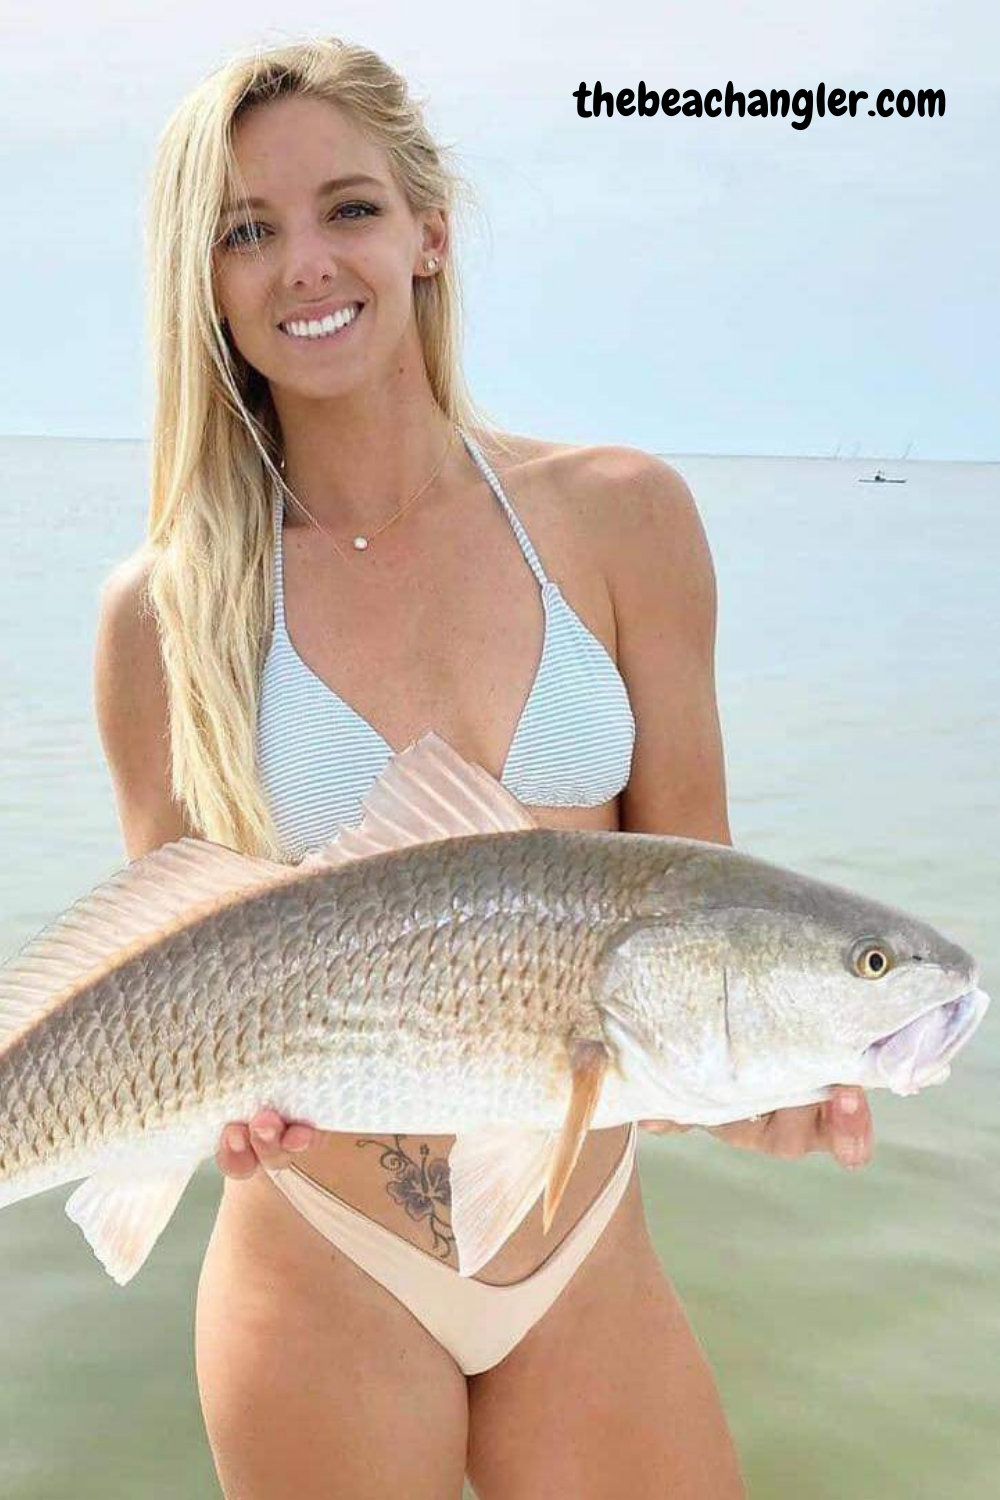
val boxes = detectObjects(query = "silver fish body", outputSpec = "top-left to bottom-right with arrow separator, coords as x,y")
0,732 -> 989,1280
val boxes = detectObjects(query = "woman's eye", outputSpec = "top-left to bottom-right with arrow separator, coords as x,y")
221,221 -> 260,249
337,200 -> 379,220
220,201 -> 379,250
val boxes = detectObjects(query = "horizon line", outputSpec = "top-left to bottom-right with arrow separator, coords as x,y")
0,432 -> 996,465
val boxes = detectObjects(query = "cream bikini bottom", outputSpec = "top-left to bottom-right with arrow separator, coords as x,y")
265,1122 -> 638,1376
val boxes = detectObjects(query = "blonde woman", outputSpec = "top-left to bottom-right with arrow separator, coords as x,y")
93,37 -> 873,1499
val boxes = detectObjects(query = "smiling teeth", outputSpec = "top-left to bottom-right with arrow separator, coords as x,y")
283,305 -> 361,339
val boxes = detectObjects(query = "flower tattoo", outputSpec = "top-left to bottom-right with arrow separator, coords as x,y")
355,1135 -> 454,1257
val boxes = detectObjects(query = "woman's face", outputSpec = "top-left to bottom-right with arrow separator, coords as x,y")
212,94 -> 446,396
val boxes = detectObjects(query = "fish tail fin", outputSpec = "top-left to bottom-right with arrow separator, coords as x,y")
65,1159 -> 200,1286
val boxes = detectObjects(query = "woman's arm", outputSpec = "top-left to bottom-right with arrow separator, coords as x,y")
93,555 -> 318,1176
600,450 -> 873,1170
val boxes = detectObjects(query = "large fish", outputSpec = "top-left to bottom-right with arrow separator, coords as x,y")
0,733 -> 989,1284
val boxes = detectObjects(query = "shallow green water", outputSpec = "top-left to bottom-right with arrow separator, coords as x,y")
1,441 -> 996,1497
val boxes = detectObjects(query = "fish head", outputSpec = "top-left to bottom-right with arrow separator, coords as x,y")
597,849 -> 991,1123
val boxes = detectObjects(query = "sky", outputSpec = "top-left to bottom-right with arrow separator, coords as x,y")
3,0 -> 997,459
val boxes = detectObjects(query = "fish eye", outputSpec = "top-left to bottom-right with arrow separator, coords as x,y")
851,940 -> 893,979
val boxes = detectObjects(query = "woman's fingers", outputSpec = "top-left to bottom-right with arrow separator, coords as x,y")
822,1085 -> 874,1169
247,1109 -> 318,1169
709,1111 -> 778,1152
280,1122 -> 317,1153
214,1110 -> 318,1178
700,1088 -> 875,1169
760,1104 -> 821,1159
741,1088 -> 874,1167
214,1122 -> 258,1179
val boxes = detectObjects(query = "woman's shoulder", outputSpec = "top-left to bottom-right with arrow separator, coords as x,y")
94,547 -> 197,853
470,424 -> 696,553
97,548 -> 159,634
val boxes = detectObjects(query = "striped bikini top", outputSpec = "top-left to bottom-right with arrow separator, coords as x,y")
256,428 -> 636,858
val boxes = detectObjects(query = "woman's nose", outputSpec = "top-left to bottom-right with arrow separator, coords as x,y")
279,226 -> 347,282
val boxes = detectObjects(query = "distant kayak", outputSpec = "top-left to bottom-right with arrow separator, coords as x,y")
859,468 -> 907,484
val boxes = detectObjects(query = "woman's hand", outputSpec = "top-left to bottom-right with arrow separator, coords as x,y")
214,1109 -> 318,1178
639,1084 -> 874,1170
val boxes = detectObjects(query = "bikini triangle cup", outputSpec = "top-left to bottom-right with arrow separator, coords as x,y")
269,428 -> 636,794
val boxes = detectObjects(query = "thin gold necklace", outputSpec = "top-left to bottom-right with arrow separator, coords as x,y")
277,425 -> 457,562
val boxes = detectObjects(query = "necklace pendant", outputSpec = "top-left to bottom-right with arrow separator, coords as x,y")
353,535 -> 369,551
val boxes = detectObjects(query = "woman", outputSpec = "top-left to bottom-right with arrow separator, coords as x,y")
93,37 -> 873,1499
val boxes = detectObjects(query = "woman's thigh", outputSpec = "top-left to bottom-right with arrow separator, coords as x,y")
195,1182 -> 470,1500
465,1168 -> 747,1500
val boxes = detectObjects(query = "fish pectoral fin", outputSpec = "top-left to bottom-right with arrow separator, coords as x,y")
542,1039 -> 609,1234
64,1160 -> 199,1286
449,1127 -> 557,1278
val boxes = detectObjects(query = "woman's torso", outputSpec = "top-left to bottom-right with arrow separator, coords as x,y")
229,426 -> 638,1284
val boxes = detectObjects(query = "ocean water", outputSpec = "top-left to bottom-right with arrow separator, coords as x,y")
0,438 -> 996,1499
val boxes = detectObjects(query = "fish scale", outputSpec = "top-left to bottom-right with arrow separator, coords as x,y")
0,833 -> 596,1178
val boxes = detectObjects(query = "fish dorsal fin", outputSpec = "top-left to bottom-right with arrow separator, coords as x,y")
0,731 -> 532,1055
0,839 -> 297,1053
299,729 -> 537,872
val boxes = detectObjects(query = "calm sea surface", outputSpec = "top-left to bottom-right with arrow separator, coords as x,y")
0,438 -> 996,1499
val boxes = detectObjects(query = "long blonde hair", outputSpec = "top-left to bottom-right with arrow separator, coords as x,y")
141,36 -> 511,859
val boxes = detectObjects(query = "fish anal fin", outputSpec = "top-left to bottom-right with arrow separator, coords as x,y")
542,1038 -> 610,1233
64,1160 -> 199,1285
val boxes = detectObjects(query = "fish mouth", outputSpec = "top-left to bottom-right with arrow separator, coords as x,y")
861,986 -> 991,1095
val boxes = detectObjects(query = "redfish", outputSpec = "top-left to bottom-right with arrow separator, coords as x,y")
0,732 -> 989,1282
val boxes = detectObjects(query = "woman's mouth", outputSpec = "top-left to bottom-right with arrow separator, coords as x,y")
278,302 -> 365,347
